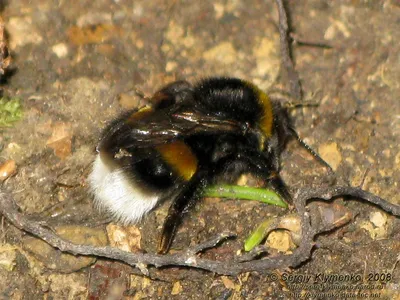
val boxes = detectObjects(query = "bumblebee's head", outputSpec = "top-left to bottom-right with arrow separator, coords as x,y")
239,84 -> 293,156
194,77 -> 293,156
254,100 -> 293,171
271,100 -> 293,150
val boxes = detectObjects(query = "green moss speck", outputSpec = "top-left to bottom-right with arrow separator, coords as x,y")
0,98 -> 23,127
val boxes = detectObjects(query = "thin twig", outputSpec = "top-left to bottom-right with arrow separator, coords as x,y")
236,245 -> 269,262
275,0 -> 302,100
1,185 -> 398,275
188,231 -> 236,255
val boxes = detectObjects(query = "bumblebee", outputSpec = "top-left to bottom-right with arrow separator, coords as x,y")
88,77 -> 326,254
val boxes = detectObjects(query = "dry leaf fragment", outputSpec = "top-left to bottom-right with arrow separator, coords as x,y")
221,276 -> 235,289
46,122 -> 72,159
67,24 -> 123,46
0,160 -> 16,181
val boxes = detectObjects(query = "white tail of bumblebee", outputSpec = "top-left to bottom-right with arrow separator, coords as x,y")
88,154 -> 160,224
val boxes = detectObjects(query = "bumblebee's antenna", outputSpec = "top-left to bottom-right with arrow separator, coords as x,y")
268,88 -> 321,110
284,99 -> 319,109
289,127 -> 335,176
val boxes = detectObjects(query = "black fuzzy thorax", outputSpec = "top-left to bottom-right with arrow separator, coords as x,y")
194,77 -> 264,128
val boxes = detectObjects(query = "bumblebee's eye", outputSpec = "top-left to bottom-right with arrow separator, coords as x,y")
241,122 -> 251,134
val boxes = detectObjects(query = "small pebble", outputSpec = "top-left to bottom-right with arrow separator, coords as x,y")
51,43 -> 69,58
0,160 -> 16,181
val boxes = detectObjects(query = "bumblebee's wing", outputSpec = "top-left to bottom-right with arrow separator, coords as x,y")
171,110 -> 242,132
101,107 -> 243,150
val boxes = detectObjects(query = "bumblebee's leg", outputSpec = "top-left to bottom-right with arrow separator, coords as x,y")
246,152 -> 292,203
265,171 -> 292,203
158,169 -> 209,254
216,150 -> 292,204
159,154 -> 267,254
288,127 -> 334,177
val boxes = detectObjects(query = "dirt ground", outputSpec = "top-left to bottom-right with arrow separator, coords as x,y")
0,0 -> 399,299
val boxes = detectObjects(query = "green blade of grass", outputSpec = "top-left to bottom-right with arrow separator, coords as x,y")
244,218 -> 274,252
204,185 -> 288,208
